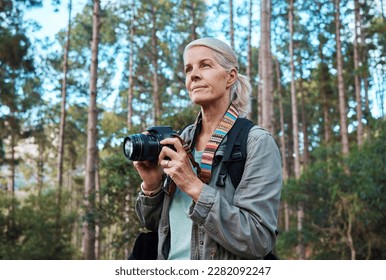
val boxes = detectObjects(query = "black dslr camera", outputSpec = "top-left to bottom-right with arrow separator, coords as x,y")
123,126 -> 176,162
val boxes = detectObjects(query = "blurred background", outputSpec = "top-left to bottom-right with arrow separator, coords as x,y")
0,0 -> 385,260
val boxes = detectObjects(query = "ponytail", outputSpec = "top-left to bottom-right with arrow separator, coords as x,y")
231,73 -> 251,118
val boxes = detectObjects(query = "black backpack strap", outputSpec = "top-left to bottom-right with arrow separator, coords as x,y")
216,118 -> 280,260
217,118 -> 254,188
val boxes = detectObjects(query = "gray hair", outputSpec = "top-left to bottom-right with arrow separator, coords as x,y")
183,37 -> 251,117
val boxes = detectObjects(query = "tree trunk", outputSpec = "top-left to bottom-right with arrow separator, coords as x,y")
322,79 -> 331,144
7,119 -> 15,196
56,0 -> 72,243
257,47 -> 262,126
229,0 -> 235,50
188,0 -> 198,40
268,8 -> 274,130
275,59 -> 289,231
37,140 -> 44,197
7,80 -> 16,198
151,5 -> 160,125
298,58 -> 309,166
358,3 -> 370,121
83,0 -> 100,260
246,0 -> 252,80
300,90 -> 309,166
260,0 -> 273,133
347,209 -> 356,260
353,0 -> 363,146
334,0 -> 350,156
246,0 -> 252,119
318,39 -> 331,143
127,0 -> 135,130
323,100 -> 331,143
289,0 -> 304,260
341,196 -> 356,260
289,0 -> 300,180
94,148 -> 101,260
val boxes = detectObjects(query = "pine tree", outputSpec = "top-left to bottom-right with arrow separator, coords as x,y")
334,0 -> 350,156
83,0 -> 100,260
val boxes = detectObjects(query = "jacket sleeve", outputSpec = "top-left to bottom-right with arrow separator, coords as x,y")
189,126 -> 282,258
135,190 -> 165,232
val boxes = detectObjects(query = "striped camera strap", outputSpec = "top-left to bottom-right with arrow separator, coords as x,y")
198,102 -> 239,184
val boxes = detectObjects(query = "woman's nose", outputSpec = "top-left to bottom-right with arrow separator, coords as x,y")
190,68 -> 201,81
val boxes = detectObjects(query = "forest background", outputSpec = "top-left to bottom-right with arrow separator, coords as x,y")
0,0 -> 385,260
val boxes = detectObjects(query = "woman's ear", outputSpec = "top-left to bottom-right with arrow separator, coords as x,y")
226,68 -> 238,88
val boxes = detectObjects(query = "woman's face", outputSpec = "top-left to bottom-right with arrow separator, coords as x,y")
184,46 -> 236,108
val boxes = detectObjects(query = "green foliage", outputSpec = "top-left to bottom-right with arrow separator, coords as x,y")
0,189 -> 77,259
160,104 -> 201,130
278,120 -> 386,259
0,30 -> 33,71
97,149 -> 143,259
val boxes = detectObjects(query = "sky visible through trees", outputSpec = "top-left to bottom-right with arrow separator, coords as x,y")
1,0 -> 385,260
23,0 -> 385,119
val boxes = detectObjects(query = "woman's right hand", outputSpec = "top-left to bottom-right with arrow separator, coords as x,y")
133,160 -> 163,191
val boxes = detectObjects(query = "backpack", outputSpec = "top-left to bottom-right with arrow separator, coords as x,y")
215,117 -> 255,188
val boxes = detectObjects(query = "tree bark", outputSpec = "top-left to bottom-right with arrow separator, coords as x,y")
289,0 -> 304,259
151,5 -> 160,125
56,0 -> 72,242
188,0 -> 198,40
289,0 -> 300,180
229,0 -> 235,50
246,0 -> 252,80
260,0 -> 273,133
318,38 -> 331,143
37,140 -> 44,197
298,58 -> 309,166
83,0 -> 100,260
358,2 -> 370,121
354,0 -> 363,146
246,0 -> 252,119
334,0 -> 350,156
275,59 -> 289,231
127,0 -> 135,130
257,46 -> 262,126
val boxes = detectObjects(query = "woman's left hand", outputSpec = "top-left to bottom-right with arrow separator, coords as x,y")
158,137 -> 203,201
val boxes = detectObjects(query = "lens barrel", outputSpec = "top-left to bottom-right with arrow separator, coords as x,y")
123,133 -> 161,161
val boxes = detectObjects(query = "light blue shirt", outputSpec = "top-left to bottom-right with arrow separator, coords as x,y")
168,150 -> 203,260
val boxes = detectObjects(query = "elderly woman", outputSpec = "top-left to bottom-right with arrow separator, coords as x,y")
133,37 -> 282,260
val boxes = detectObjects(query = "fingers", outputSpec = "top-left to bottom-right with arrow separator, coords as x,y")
133,160 -> 163,188
133,160 -> 156,169
160,159 -> 170,169
158,138 -> 188,178
158,137 -> 183,163
161,137 -> 184,152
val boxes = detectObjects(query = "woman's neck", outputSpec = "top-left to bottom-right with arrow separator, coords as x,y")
202,109 -> 223,131
195,103 -> 230,151
200,100 -> 230,131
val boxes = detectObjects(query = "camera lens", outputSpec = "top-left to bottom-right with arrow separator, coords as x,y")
123,134 -> 142,160
123,134 -> 161,161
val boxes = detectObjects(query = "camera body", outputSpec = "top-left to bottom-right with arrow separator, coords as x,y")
123,126 -> 176,162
